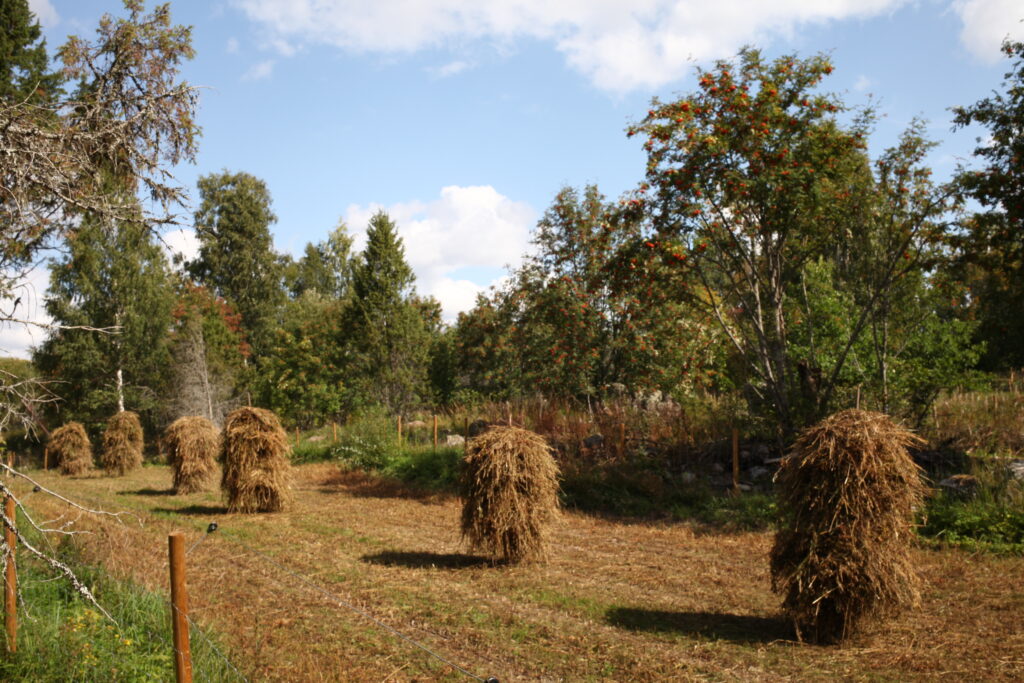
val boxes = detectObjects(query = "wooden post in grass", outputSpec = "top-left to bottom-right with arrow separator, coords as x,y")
168,532 -> 192,683
4,495 -> 16,654
295,427 -> 300,447
855,385 -> 861,410
397,416 -> 403,447
618,422 -> 626,459
333,422 -> 337,443
43,447 -> 48,471
731,428 -> 740,495
433,415 -> 438,450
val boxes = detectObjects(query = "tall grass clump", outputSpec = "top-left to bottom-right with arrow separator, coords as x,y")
221,407 -> 292,513
100,411 -> 144,476
771,409 -> 926,643
164,416 -> 219,494
461,426 -> 560,564
49,422 -> 92,475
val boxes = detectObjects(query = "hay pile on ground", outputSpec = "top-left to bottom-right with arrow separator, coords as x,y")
100,411 -> 144,476
49,422 -> 92,475
460,425 -> 560,564
164,416 -> 219,494
221,407 -> 291,513
770,409 -> 926,643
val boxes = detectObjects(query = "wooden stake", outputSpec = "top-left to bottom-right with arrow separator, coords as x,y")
4,495 -> 16,654
855,385 -> 861,410
332,422 -> 337,443
168,532 -> 192,683
295,427 -> 300,447
43,447 -> 48,472
618,422 -> 626,459
432,415 -> 438,450
397,416 -> 403,447
732,428 -> 740,495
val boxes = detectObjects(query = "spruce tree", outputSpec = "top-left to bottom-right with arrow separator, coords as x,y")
0,0 -> 62,105
343,211 -> 431,412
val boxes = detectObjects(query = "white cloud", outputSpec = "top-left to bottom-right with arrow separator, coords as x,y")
161,228 -> 201,267
226,37 -> 240,54
242,59 -> 275,81
0,263 -> 53,360
345,185 -> 534,321
954,0 -> 1024,63
853,74 -> 872,91
230,0 -> 912,91
27,0 -> 58,27
430,60 -> 471,78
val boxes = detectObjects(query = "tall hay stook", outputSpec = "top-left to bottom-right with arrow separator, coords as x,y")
164,416 -> 219,494
100,411 -> 144,476
770,409 -> 926,644
49,422 -> 93,476
221,407 -> 292,513
461,425 -> 560,564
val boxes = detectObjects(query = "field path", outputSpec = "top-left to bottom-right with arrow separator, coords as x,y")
13,463 -> 1024,681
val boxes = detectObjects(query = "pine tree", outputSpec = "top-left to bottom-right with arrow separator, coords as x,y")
342,211 -> 431,413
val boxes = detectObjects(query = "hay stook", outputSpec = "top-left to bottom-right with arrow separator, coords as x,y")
49,422 -> 93,475
460,425 -> 560,564
164,416 -> 219,494
100,410 -> 144,476
220,407 -> 292,513
770,409 -> 926,644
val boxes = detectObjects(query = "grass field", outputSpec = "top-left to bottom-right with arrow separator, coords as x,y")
9,461 -> 1024,681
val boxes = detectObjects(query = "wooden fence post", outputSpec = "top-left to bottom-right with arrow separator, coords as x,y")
43,447 -> 48,472
4,495 -> 16,654
433,415 -> 438,450
731,428 -> 740,495
332,422 -> 337,443
295,427 -> 300,447
168,532 -> 192,683
618,422 -> 626,459
397,416 -> 403,447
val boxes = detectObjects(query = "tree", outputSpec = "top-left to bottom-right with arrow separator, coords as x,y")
342,211 -> 432,413
189,170 -> 286,358
952,39 -> 1024,370
34,215 -> 174,428
0,0 -> 62,105
629,49 -> 954,435
285,221 -> 355,300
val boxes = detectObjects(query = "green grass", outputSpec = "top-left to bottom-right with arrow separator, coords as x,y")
0,517 -> 243,681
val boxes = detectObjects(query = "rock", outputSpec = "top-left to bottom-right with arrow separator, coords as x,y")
306,435 -> 325,443
582,434 -> 605,450
710,462 -> 724,474
467,419 -> 491,437
1007,459 -> 1024,481
939,474 -> 980,498
445,434 -> 465,447
405,420 -> 427,429
748,466 -> 771,481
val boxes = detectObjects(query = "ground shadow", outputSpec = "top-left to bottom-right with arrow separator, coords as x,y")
361,550 -> 502,570
122,487 -> 175,496
606,607 -> 792,644
314,469 -> 450,504
153,504 -> 229,516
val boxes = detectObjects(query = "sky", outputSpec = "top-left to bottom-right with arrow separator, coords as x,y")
3,0 -> 1022,358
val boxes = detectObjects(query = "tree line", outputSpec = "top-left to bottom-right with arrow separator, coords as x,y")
3,1 -> 1022,441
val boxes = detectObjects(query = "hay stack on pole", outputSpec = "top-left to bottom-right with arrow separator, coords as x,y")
164,416 -> 219,494
100,411 -> 144,476
460,425 -> 560,564
220,407 -> 291,513
49,422 -> 93,475
770,409 -> 926,643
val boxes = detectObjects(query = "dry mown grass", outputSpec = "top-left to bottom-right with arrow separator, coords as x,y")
14,464 -> 1024,682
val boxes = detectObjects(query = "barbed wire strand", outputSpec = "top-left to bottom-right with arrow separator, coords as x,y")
211,528 -> 494,683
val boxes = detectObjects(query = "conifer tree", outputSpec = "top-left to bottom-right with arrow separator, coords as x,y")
0,0 -> 62,105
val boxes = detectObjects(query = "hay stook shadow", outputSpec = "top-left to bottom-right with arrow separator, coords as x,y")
153,503 -> 229,516
121,487 -> 176,496
606,607 -> 792,644
362,550 -> 504,570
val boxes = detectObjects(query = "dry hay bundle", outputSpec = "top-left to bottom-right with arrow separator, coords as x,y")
49,422 -> 92,475
221,407 -> 292,513
100,411 -> 144,476
770,409 -> 926,643
164,416 -> 219,494
460,425 -> 560,564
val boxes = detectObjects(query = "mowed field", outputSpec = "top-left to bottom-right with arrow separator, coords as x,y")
13,463 -> 1024,682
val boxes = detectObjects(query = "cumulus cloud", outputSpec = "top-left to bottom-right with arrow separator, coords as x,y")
28,0 -> 57,27
226,37 -> 240,54
344,185 -> 534,321
853,74 -> 872,91
430,59 -> 472,78
242,59 -> 275,81
230,0 -> 914,91
161,228 -> 201,267
0,263 -> 53,360
954,0 -> 1024,63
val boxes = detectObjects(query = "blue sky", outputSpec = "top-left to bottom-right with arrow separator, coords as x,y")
5,0 -> 1022,356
